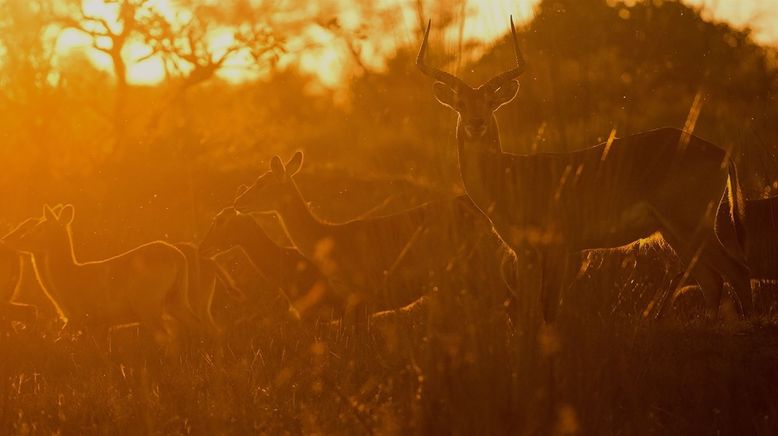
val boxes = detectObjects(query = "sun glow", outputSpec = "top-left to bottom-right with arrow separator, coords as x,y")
685,0 -> 778,43
49,0 -> 778,87
54,0 -> 175,83
49,0 -> 539,87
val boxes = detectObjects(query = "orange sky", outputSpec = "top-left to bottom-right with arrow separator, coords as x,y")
53,0 -> 778,87
685,0 -> 778,42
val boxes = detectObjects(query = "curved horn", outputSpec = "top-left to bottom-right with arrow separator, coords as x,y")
416,19 -> 468,90
484,16 -> 526,90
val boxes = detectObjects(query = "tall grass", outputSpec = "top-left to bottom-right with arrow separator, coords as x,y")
1,234 -> 778,434
1,0 -> 778,434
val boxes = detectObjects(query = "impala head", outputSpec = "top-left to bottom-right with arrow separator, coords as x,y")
417,16 -> 526,140
234,151 -> 304,214
200,206 -> 257,256
6,204 -> 74,255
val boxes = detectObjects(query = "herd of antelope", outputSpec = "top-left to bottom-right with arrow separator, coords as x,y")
0,18 -> 776,350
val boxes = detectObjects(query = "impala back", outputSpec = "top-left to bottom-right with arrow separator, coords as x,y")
492,128 -> 729,251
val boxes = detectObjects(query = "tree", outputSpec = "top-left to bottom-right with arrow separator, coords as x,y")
59,0 -> 156,150
0,0 -> 59,109
142,1 -> 284,110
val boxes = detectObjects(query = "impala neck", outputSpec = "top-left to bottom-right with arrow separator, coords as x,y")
275,181 -> 329,259
239,220 -> 284,259
456,115 -> 505,215
41,232 -> 79,275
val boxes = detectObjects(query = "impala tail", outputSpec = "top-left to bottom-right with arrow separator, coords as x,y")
715,159 -> 748,266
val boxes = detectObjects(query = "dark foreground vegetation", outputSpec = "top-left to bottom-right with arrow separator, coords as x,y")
1,0 -> 778,434
4,262 -> 778,435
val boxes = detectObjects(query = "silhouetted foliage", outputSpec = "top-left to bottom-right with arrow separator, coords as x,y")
1,1 -> 778,433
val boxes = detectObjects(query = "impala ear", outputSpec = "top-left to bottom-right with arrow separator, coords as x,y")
58,204 -> 75,225
492,80 -> 520,107
270,156 -> 285,181
286,151 -> 303,177
432,82 -> 458,109
43,204 -> 57,221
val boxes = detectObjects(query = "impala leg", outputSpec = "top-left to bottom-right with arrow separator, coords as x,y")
87,324 -> 111,350
349,302 -> 370,331
500,251 -> 523,325
138,307 -> 173,347
107,323 -> 141,356
661,228 -> 751,318
164,294 -> 203,346
539,248 -> 570,323
691,264 -> 725,318
649,272 -> 683,320
703,244 -> 752,318
690,234 -> 752,318
659,230 -> 720,317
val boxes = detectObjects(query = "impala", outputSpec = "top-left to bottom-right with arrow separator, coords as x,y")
418,17 -> 750,321
0,218 -> 40,326
199,206 -> 330,319
174,242 -> 245,334
4,205 -> 200,345
233,152 -> 514,318
723,196 -> 778,280
716,194 -> 778,310
740,196 -> 778,281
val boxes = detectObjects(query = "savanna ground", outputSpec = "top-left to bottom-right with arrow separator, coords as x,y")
2,0 -> 778,434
